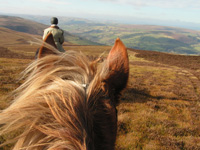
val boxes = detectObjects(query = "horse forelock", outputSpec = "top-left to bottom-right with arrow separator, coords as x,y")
0,50 -> 114,150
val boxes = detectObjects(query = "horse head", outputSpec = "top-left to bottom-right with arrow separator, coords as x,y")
0,33 -> 129,150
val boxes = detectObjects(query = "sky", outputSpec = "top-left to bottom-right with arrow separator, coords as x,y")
1,0 -> 200,29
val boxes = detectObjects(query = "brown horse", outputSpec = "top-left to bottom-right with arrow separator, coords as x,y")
0,33 -> 129,150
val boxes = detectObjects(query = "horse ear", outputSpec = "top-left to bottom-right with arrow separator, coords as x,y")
38,33 -> 58,58
105,38 -> 129,93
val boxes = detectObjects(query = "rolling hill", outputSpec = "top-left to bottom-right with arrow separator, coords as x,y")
0,15 -> 101,46
0,15 -> 46,35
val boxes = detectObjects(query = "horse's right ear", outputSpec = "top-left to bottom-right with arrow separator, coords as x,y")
104,38 -> 129,94
38,33 -> 58,58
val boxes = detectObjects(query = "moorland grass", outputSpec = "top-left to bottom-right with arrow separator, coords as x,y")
0,45 -> 200,149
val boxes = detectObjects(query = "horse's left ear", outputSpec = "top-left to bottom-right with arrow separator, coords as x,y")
105,38 -> 129,93
38,33 -> 58,58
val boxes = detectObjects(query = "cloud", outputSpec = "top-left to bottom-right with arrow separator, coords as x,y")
98,0 -> 200,9
32,0 -> 70,5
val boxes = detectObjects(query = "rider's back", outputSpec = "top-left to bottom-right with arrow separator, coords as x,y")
43,26 -> 65,52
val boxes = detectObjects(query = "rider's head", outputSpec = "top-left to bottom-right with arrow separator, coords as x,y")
51,17 -> 58,25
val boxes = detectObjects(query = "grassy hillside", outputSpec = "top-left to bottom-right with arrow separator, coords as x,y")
0,28 -> 200,149
0,27 -> 42,57
0,15 -> 101,46
0,15 -> 47,35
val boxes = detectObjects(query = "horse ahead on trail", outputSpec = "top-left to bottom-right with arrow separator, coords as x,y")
0,33 -> 129,150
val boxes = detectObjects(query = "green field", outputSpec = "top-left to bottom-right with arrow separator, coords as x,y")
61,24 -> 200,54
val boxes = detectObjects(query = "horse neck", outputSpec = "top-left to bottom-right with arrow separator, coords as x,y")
1,52 -> 117,150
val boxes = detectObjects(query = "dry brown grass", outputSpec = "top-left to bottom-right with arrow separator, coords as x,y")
116,100 -> 200,150
0,30 -> 200,149
0,58 -> 31,109
115,49 -> 200,150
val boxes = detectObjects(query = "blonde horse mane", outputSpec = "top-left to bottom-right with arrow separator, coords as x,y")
0,34 -> 129,150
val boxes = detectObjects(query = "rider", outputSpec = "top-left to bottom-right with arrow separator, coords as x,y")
43,17 -> 65,52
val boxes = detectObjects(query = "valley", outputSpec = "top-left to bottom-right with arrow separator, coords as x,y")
61,23 -> 200,54
2,15 -> 200,54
